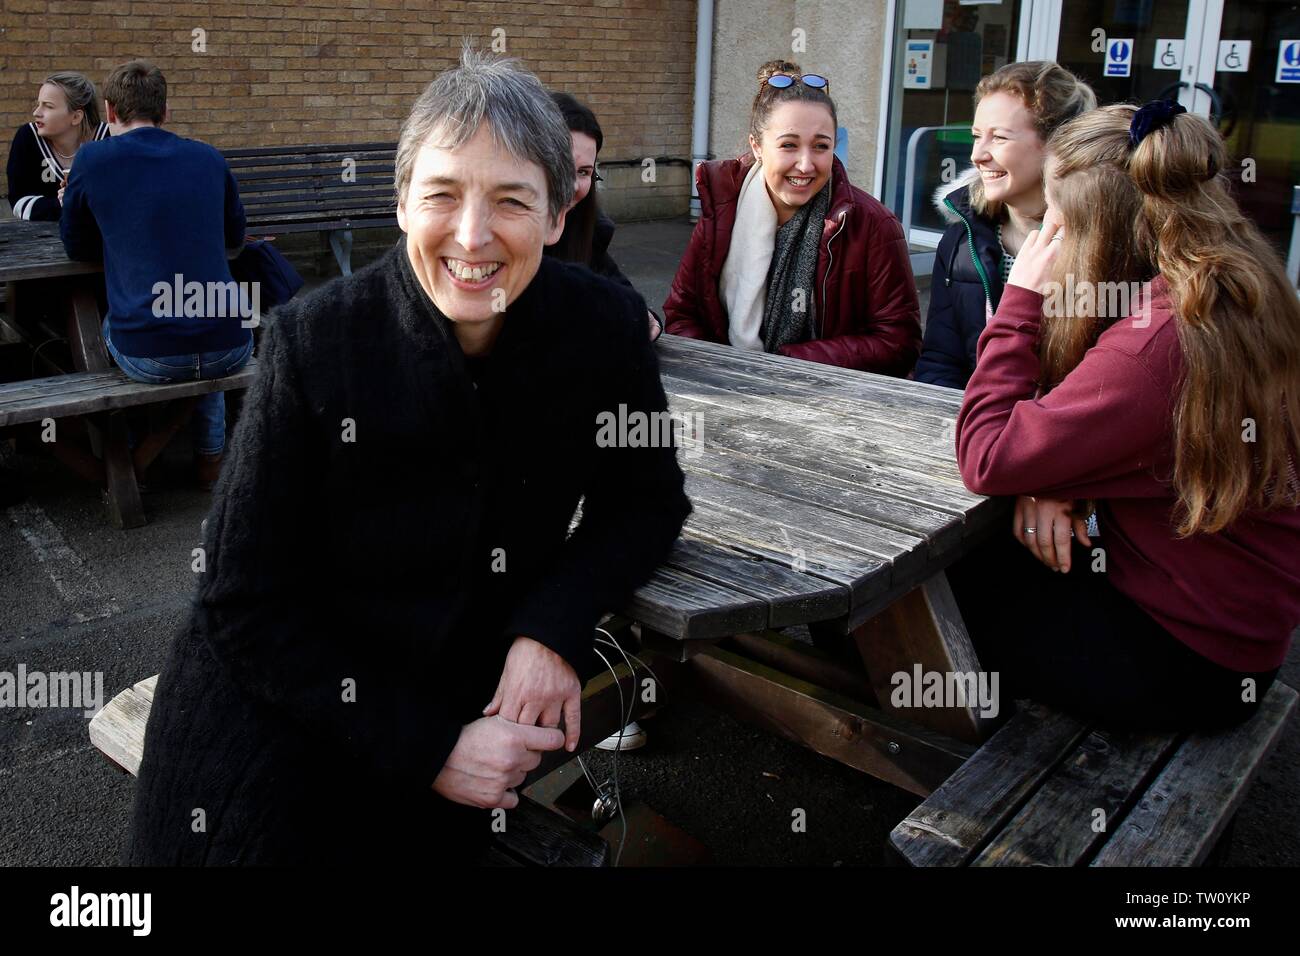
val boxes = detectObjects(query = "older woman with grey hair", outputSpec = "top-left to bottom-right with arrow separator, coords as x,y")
125,47 -> 690,866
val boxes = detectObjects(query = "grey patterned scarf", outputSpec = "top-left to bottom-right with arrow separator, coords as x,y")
761,179 -> 832,353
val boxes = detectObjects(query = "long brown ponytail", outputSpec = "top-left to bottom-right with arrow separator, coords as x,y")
1043,104 -> 1300,535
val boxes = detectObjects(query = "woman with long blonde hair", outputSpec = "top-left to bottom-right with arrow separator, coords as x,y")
916,61 -> 1095,388
6,71 -> 108,220
952,101 -> 1300,730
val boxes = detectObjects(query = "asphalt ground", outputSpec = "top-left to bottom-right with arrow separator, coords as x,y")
1,218 -> 1297,866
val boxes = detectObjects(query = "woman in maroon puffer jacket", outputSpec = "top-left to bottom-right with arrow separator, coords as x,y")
663,58 -> 920,375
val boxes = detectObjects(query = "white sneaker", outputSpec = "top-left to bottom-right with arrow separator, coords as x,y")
594,721 -> 647,752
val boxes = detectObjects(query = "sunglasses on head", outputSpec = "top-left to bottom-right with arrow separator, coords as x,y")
763,73 -> 830,92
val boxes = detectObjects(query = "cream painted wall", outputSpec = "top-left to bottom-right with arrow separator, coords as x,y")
709,0 -> 891,197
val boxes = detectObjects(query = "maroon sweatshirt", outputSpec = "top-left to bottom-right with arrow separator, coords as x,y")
957,277 -> 1300,672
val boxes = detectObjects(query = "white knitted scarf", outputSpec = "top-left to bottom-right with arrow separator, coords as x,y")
719,161 -> 777,351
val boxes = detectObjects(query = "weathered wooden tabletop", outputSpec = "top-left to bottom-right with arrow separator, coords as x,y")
625,334 -> 1004,647
0,219 -> 240,283
0,219 -> 103,282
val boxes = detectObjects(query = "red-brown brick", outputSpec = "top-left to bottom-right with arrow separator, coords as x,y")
1,0 -> 697,219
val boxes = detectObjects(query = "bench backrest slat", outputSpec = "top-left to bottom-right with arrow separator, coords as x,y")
221,142 -> 399,231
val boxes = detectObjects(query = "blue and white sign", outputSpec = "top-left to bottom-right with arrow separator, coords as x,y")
1105,39 -> 1134,77
1217,40 -> 1250,73
1277,41 -> 1300,83
904,39 -> 933,90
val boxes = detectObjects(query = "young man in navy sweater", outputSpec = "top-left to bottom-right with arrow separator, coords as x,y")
60,60 -> 253,487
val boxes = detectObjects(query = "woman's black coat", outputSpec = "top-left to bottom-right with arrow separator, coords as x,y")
546,210 -> 663,334
913,176 -> 1005,389
125,241 -> 691,865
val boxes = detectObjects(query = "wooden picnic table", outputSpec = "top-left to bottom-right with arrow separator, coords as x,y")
1,218 -> 148,525
626,335 -> 1012,797
89,330 -> 1014,836
0,218 -> 250,529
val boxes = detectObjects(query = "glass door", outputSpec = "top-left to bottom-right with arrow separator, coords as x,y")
1197,0 -> 1300,257
1045,0 -> 1300,258
881,0 -> 1300,270
1050,0 -> 1201,110
882,0 -> 1025,247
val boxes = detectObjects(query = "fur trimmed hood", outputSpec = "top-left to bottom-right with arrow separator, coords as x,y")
932,165 -> 984,223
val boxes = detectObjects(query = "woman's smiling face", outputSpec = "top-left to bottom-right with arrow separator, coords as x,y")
970,91 -> 1047,210
397,124 -> 566,328
750,100 -> 835,224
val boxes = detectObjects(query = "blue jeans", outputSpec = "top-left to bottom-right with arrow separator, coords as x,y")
102,319 -> 254,457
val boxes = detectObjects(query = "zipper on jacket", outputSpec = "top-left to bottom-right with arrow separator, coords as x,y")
819,211 -> 848,339
943,195 -> 993,314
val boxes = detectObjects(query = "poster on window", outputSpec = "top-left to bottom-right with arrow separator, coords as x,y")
904,39 -> 933,90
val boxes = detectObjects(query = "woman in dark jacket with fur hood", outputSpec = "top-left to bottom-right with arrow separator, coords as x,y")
664,60 -> 920,375
915,62 -> 1095,388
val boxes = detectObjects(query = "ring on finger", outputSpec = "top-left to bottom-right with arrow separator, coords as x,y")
1024,527 -> 1037,534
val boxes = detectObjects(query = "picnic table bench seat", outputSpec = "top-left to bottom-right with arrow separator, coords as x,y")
0,360 -> 258,428
221,142 -> 397,276
89,675 -> 611,867
889,681 -> 1297,866
1,217 -> 263,527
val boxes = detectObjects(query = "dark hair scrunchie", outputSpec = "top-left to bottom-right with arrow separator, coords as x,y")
1129,98 -> 1186,148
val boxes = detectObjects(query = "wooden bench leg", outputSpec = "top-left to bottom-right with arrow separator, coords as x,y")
99,411 -> 145,529
1,281 -> 22,344
131,397 -> 199,473
66,283 -> 111,373
851,572 -> 997,746
63,279 -> 147,529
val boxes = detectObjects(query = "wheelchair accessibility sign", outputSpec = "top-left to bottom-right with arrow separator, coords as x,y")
1105,39 -> 1134,77
1278,41 -> 1300,83
1154,39 -> 1183,71
1217,40 -> 1250,73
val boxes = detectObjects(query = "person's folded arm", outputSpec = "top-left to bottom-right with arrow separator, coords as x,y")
7,128 -> 62,222
58,166 -> 102,261
194,312 -> 463,788
955,283 -> 1173,501
10,188 -> 61,221
504,286 -> 691,682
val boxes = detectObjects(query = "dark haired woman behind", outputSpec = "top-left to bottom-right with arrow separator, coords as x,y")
545,91 -> 661,341
663,60 -> 919,373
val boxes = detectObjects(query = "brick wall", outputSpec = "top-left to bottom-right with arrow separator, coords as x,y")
0,0 -> 697,221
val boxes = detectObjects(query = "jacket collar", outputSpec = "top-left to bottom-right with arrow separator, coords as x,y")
391,238 -> 550,363
933,166 -> 982,224
704,153 -> 857,229
29,121 -> 112,174
392,239 -> 458,353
